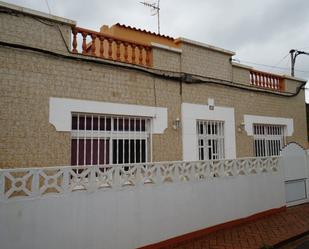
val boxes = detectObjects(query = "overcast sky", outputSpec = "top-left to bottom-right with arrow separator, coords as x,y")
4,0 -> 309,102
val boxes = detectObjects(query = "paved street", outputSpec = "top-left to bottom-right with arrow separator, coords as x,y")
163,204 -> 309,249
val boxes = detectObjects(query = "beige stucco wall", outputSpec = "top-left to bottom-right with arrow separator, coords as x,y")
0,46 -> 183,168
0,6 -> 307,168
179,42 -> 233,81
0,10 -> 72,54
181,83 -> 307,157
152,47 -> 181,72
232,65 -> 252,85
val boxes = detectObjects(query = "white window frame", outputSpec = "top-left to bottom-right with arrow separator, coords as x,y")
71,113 -> 152,165
49,97 -> 167,134
243,115 -> 293,136
182,103 -> 236,161
197,120 -> 225,160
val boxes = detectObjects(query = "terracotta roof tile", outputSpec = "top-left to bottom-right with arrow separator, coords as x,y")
115,23 -> 174,40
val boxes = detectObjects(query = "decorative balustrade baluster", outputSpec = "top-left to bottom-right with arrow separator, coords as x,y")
124,42 -> 129,62
116,40 -> 121,61
108,38 -> 113,59
99,36 -> 104,58
131,44 -> 136,64
138,46 -> 143,65
250,70 -> 284,91
91,34 -> 96,56
146,47 -> 151,66
71,27 -> 152,67
81,32 -> 88,54
72,29 -> 78,53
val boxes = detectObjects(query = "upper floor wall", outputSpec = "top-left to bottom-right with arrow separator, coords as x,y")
0,1 -> 305,94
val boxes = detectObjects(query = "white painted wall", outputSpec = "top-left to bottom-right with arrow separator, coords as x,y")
243,115 -> 294,136
182,103 -> 236,160
49,97 -> 168,134
0,171 -> 285,249
281,143 -> 309,206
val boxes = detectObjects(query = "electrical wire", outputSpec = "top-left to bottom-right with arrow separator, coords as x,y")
233,59 -> 309,74
273,53 -> 290,67
1,38 -> 305,99
0,7 -> 306,99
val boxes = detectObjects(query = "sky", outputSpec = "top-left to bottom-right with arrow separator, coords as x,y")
4,0 -> 309,102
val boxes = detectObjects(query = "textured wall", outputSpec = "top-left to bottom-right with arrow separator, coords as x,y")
0,46 -> 182,167
232,65 -> 251,85
180,43 -> 233,80
181,83 -> 307,157
152,47 -> 181,72
0,8 -> 307,168
0,10 -> 71,54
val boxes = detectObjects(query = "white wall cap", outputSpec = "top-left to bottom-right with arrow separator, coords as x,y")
176,37 -> 235,55
231,62 -> 253,70
151,42 -> 182,54
0,1 -> 76,26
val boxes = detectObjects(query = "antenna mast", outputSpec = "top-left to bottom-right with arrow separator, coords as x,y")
140,0 -> 161,34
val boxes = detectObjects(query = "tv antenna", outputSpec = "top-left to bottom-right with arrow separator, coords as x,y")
140,0 -> 161,34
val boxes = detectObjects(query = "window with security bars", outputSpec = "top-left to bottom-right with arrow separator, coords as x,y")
253,124 -> 285,157
197,120 -> 225,160
71,113 -> 152,165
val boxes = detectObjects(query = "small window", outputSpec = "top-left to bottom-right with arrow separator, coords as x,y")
197,120 -> 225,160
71,114 -> 151,165
253,124 -> 285,157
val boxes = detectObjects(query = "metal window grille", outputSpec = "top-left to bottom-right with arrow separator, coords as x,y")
71,113 -> 152,165
253,124 -> 285,157
197,120 -> 225,160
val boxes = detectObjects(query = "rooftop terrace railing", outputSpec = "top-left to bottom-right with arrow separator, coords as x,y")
71,27 -> 152,67
250,69 -> 284,91
0,157 -> 279,201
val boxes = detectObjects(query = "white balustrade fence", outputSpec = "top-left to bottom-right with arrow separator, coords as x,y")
0,157 -> 279,201
0,156 -> 285,249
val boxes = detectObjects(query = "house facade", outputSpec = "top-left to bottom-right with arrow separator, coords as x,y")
0,2 -> 307,169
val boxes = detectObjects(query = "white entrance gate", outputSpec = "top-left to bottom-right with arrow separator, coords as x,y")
281,142 -> 309,206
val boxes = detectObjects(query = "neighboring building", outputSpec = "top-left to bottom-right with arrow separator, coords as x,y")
0,1 -> 307,169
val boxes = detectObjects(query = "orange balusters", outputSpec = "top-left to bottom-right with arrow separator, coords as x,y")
71,26 -> 152,67
145,47 -> 151,66
131,44 -> 136,64
99,36 -> 104,58
81,32 -> 87,55
72,28 -> 78,53
250,70 -> 284,91
116,40 -> 121,61
138,46 -> 143,65
91,34 -> 96,56
124,43 -> 128,63
108,38 -> 113,59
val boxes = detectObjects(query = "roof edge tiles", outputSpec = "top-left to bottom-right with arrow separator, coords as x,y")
115,23 -> 175,40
